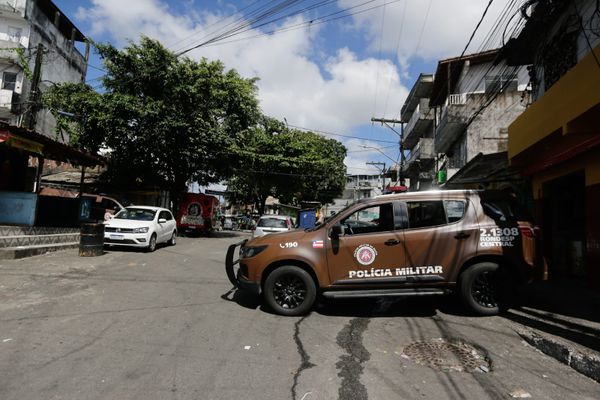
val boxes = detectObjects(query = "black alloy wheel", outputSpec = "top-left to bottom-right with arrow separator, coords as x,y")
459,262 -> 511,316
273,275 -> 307,310
264,266 -> 316,316
471,271 -> 497,309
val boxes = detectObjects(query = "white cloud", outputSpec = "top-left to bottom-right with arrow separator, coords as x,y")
339,0 -> 511,65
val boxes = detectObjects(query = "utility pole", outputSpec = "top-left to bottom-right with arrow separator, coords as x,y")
367,161 -> 386,193
371,117 -> 405,186
24,43 -> 44,130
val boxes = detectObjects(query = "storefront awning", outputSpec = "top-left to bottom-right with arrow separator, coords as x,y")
445,152 -> 521,188
0,124 -> 105,167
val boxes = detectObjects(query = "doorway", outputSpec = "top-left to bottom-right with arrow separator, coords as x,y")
542,171 -> 587,278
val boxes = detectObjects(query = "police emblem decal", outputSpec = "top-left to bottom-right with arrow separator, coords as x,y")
354,244 -> 378,266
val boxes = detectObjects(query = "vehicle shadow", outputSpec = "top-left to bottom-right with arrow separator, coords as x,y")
102,243 -> 171,253
220,287 -> 262,310
313,295 -> 470,318
221,288 -> 473,318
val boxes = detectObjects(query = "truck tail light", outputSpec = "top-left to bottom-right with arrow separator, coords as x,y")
519,226 -> 536,238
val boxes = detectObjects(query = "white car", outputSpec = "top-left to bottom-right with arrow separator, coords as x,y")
104,206 -> 177,252
252,215 -> 293,238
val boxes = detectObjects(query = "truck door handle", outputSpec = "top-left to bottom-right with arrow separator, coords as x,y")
454,232 -> 470,240
385,239 -> 400,246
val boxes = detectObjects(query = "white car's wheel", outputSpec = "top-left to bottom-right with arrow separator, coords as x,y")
147,234 -> 157,252
169,231 -> 177,246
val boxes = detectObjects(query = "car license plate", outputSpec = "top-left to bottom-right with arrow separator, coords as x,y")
110,234 -> 124,240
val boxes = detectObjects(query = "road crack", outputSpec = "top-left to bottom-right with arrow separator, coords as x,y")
291,315 -> 315,400
336,317 -> 370,400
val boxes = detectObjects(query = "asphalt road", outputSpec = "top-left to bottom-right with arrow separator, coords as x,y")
0,232 -> 598,400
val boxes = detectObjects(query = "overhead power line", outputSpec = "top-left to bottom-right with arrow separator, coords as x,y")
458,0 -> 495,59
88,0 -> 400,90
286,123 -> 398,144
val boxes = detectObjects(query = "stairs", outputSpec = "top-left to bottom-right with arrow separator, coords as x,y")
0,226 -> 80,260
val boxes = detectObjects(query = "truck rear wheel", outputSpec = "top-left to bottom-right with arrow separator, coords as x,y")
264,266 -> 316,316
459,262 -> 512,316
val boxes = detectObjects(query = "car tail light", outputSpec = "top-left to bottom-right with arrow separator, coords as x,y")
519,226 -> 536,238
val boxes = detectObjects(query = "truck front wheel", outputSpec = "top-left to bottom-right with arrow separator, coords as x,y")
264,266 -> 316,316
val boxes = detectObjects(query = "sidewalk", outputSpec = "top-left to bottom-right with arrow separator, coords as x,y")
503,278 -> 600,382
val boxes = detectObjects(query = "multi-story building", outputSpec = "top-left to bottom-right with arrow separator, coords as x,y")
399,73 -> 435,191
325,174 -> 383,216
0,0 -> 88,138
427,49 -> 530,184
502,0 -> 600,288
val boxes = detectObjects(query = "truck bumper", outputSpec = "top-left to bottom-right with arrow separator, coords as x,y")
225,239 -> 260,294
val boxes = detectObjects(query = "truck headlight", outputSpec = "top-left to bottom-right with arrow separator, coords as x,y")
241,245 -> 267,258
132,227 -> 149,233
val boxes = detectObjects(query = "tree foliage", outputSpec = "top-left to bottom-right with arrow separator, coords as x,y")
43,37 -> 260,199
226,116 -> 347,214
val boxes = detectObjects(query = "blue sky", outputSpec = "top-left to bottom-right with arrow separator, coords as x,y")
53,0 -> 509,177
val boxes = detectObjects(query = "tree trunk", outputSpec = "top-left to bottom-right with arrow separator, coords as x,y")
256,195 -> 267,216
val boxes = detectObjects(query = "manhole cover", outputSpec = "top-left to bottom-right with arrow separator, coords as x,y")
401,339 -> 490,373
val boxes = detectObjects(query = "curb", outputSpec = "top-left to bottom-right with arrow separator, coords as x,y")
0,242 -> 79,260
517,329 -> 600,382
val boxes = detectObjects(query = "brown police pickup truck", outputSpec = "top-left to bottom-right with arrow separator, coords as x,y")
225,190 -> 546,316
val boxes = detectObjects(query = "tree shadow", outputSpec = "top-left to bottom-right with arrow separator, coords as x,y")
514,280 -> 600,323
496,279 -> 600,352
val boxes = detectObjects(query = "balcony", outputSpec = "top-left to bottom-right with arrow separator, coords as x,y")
402,100 -> 434,149
434,93 -> 469,154
403,138 -> 435,173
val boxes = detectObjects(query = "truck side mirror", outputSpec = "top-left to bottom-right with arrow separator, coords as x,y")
331,224 -> 344,238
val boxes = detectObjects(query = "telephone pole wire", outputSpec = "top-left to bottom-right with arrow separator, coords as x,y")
371,117 -> 405,186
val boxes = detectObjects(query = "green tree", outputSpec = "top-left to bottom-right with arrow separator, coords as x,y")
43,37 -> 260,205
226,117 -> 347,214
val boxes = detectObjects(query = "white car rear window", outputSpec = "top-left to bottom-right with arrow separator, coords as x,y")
258,218 -> 288,228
